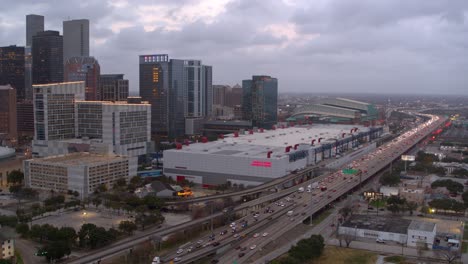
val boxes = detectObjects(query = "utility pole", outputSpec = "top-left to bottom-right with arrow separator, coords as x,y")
310,190 -> 314,226
210,201 -> 214,233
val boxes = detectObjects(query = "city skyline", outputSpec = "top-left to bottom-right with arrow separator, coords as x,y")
1,1 -> 468,96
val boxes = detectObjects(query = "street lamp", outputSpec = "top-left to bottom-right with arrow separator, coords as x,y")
82,211 -> 87,224
430,208 -> 435,213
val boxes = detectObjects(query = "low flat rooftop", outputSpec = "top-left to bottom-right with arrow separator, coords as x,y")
168,124 -> 371,159
342,215 -> 411,234
408,221 -> 436,232
30,152 -> 127,166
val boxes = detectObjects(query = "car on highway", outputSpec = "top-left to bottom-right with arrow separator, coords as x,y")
212,242 -> 220,247
187,246 -> 193,252
233,234 -> 239,238
176,249 -> 184,254
238,252 -> 245,258
220,230 -> 228,235
250,245 -> 257,250
376,238 -> 385,243
240,247 -> 247,251
174,257 -> 181,262
253,233 -> 260,238
262,232 -> 269,237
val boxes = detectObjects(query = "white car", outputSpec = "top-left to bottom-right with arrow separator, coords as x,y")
174,257 -> 181,262
233,234 -> 239,238
262,232 -> 269,237
176,249 -> 184,254
250,245 -> 257,250
253,233 -> 259,238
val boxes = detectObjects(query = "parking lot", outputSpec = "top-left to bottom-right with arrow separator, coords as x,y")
32,209 -> 130,231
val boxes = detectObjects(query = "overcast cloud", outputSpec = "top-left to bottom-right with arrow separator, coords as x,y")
1,0 -> 467,95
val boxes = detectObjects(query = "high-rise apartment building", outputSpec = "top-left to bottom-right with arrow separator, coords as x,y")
139,54 -> 212,137
33,82 -> 85,142
100,74 -> 129,101
17,101 -> 34,137
63,19 -> 90,62
213,85 -> 229,106
26,14 -> 44,47
226,84 -> 242,107
0,85 -> 17,145
31,82 -> 151,158
64,56 -> 100,100
242,75 -> 278,128
32,31 -> 63,84
0,45 -> 25,100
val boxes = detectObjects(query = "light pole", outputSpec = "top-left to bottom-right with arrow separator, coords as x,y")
82,211 -> 87,225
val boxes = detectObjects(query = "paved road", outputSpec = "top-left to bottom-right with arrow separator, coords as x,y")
15,238 -> 46,264
69,115 -> 446,264
210,114 -> 446,263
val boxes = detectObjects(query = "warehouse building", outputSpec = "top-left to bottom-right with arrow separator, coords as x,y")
24,152 -> 137,199
164,124 -> 383,187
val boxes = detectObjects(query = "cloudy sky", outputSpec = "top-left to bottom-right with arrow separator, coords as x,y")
1,0 -> 467,95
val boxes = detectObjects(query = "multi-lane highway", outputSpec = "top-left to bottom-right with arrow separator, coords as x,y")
66,114 -> 445,264
165,114 -> 446,264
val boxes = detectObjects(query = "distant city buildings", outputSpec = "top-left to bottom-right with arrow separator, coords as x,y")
26,14 -> 44,46
32,30 -> 63,84
25,14 -> 44,100
139,54 -> 213,138
0,85 -> 17,145
100,74 -> 129,101
212,84 -> 243,120
242,75 -> 278,129
0,45 -> 25,100
64,56 -> 100,100
63,19 -> 90,62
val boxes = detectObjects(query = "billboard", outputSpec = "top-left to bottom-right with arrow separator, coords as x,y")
401,155 -> 415,161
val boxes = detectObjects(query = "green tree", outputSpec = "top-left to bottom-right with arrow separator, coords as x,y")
15,223 -> 30,237
7,170 -> 24,185
462,191 -> 468,207
406,201 -> 418,215
431,180 -> 464,194
452,168 -> 468,178
288,234 -> 324,261
379,171 -> 400,186
143,195 -> 164,210
41,241 -> 71,262
58,227 -> 77,244
118,220 -> 137,234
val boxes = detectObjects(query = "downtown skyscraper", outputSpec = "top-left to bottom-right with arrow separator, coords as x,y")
242,75 -> 278,129
64,56 -> 100,100
0,45 -> 25,100
139,54 -> 212,137
63,19 -> 90,62
32,31 -> 63,84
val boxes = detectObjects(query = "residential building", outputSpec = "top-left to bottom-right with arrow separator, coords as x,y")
0,85 -> 17,145
26,14 -> 44,46
139,54 -> 212,137
380,186 -> 399,197
242,75 -> 278,129
31,82 -> 151,158
16,100 -> 34,137
63,19 -> 90,62
135,181 -> 175,198
32,82 -> 84,142
32,31 -> 63,84
226,84 -> 242,107
0,45 -> 25,100
213,85 -> 229,106
64,56 -> 100,100
24,152 -> 137,199
407,221 -> 436,248
100,74 -> 129,101
0,238 -> 14,260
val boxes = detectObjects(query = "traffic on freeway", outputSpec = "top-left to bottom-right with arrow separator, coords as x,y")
159,114 -> 445,264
